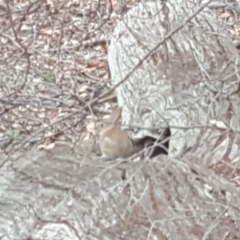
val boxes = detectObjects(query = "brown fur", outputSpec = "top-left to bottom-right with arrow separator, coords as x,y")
99,107 -> 134,160
100,126 -> 134,159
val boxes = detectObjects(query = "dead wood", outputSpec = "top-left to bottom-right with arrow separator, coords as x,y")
1,143 -> 240,239
108,0 -> 240,165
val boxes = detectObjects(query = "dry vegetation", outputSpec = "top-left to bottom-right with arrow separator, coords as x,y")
0,0 -> 239,153
0,0 -> 139,153
1,0 -> 240,239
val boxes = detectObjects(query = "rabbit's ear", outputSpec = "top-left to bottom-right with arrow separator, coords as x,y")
110,107 -> 122,125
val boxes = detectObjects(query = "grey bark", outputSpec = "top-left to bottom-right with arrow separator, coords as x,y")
2,1 -> 240,240
1,144 -> 240,240
108,0 -> 240,165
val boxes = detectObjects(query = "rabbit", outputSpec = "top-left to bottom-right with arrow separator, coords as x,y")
99,107 -> 135,160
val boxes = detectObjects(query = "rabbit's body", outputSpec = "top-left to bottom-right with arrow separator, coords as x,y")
100,125 -> 134,159
99,107 -> 135,160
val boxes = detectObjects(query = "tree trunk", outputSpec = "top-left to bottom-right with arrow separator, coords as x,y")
1,145 -> 240,239
108,0 -> 240,165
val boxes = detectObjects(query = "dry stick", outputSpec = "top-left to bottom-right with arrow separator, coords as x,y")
0,0 -> 213,168
128,124 -> 240,133
3,0 -> 31,96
